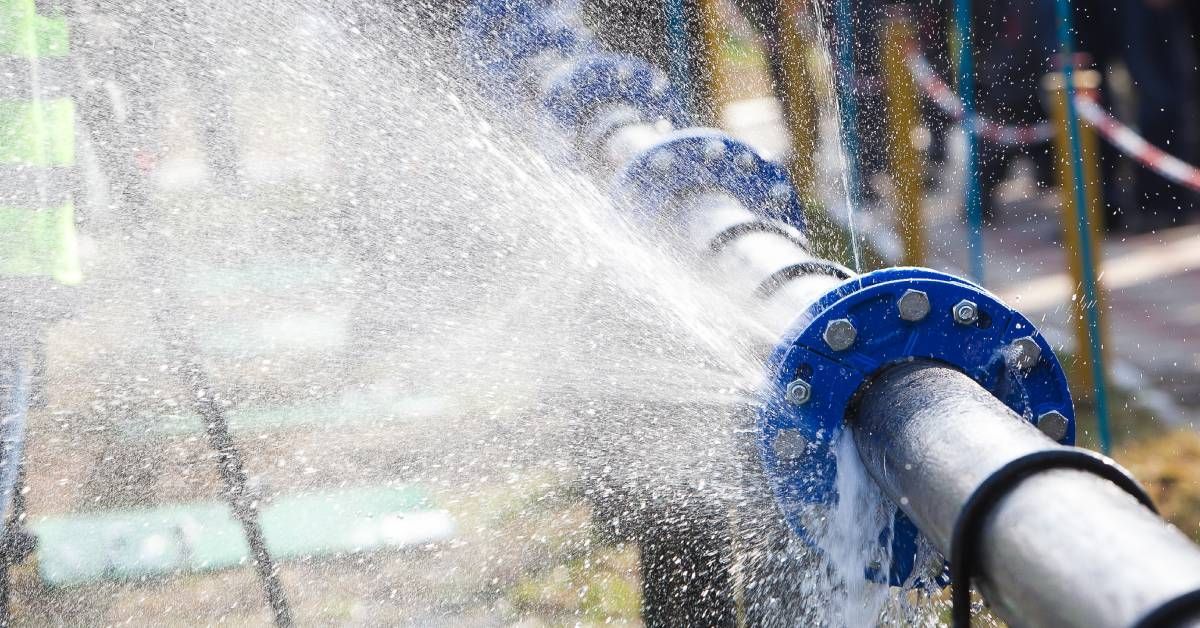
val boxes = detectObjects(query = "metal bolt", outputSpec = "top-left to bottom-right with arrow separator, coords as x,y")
953,299 -> 979,325
772,429 -> 808,461
925,554 -> 948,581
768,183 -> 792,206
785,379 -> 812,405
702,140 -> 726,162
650,150 -> 675,173
1037,410 -> 1070,442
823,318 -> 857,352
898,289 -> 931,322
1010,336 -> 1042,371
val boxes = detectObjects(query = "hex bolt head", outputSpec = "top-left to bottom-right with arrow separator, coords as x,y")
898,289 -> 932,322
768,183 -> 792,206
702,140 -> 726,161
823,318 -> 858,352
1010,336 -> 1043,371
785,379 -> 812,405
650,150 -> 675,173
1037,410 -> 1070,442
953,299 -> 979,325
772,429 -> 808,461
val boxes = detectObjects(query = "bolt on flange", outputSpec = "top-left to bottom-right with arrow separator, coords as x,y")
953,299 -> 979,325
1010,336 -> 1042,371
772,429 -> 808,461
768,182 -> 792,206
898,289 -> 931,322
823,318 -> 857,352
702,140 -> 726,162
785,379 -> 812,405
1036,410 -> 1069,441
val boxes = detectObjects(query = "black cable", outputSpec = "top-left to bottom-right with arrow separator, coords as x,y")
1131,590 -> 1200,628
71,6 -> 293,623
0,463 -> 27,626
949,448 -> 1157,628
755,261 -> 853,298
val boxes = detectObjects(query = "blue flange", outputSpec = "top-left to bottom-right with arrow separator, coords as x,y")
460,0 -> 588,84
611,129 -> 806,229
758,267 -> 1075,585
542,53 -> 685,131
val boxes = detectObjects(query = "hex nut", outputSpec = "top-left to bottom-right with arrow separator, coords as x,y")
768,183 -> 792,205
785,379 -> 812,405
702,140 -> 726,161
650,150 -> 675,172
953,299 -> 979,325
1010,336 -> 1043,371
898,289 -> 932,322
772,429 -> 808,461
1037,410 -> 1070,441
823,318 -> 858,352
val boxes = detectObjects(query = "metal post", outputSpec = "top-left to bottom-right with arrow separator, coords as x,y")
665,0 -> 695,115
775,0 -> 818,206
1048,0 -> 1114,455
880,11 -> 927,267
952,0 -> 985,283
695,0 -> 726,124
853,361 -> 1200,627
831,0 -> 863,271
1044,67 -> 1112,450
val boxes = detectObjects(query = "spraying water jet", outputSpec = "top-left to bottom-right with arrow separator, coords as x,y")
459,1 -> 1200,625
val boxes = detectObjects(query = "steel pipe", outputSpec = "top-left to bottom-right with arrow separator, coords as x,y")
854,361 -> 1200,627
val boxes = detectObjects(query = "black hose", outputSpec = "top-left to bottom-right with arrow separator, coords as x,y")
71,8 -> 293,623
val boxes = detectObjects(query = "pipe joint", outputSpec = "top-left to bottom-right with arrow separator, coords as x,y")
612,129 -> 805,229
460,0 -> 590,83
542,53 -> 684,132
758,267 -> 1074,584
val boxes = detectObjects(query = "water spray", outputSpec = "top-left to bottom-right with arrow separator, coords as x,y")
461,1 -> 1200,625
70,10 -> 293,624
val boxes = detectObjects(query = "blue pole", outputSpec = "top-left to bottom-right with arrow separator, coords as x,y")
1052,0 -> 1113,454
832,0 -> 863,271
665,0 -> 694,116
952,0 -> 985,283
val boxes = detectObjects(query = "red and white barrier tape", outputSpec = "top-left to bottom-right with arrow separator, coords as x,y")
904,48 -> 1054,147
1074,94 -> 1200,193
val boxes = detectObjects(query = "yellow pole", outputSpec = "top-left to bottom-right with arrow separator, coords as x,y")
692,0 -> 727,125
775,0 -> 819,205
1044,69 -> 1109,404
880,11 -> 927,267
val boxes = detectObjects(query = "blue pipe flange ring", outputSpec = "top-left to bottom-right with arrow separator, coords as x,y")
758,266 -> 1074,585
611,129 -> 807,230
542,53 -> 685,131
461,0 -> 587,82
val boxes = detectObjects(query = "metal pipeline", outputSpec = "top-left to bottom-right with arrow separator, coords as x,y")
460,2 -> 1200,625
855,362 -> 1200,627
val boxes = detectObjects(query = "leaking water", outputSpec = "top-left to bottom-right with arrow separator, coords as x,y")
7,0 -> 949,624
